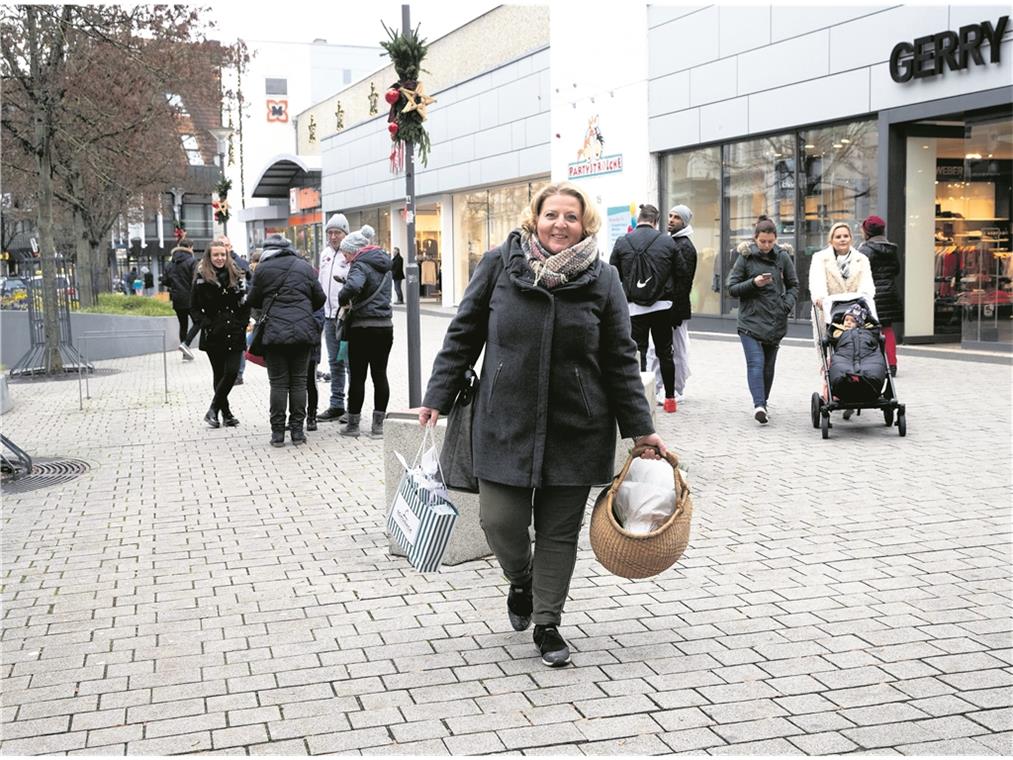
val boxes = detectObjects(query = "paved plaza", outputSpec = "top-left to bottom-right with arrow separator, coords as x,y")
1,309 -> 1011,756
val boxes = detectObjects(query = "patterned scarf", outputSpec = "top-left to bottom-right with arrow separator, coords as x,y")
522,232 -> 599,289
836,249 -> 853,280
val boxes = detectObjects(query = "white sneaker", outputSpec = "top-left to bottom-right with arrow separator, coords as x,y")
675,393 -> 687,404
179,344 -> 194,360
754,406 -> 768,424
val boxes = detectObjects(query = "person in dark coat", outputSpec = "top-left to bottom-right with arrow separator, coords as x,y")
336,225 -> 393,438
610,203 -> 680,412
162,240 -> 198,361
222,236 -> 252,384
858,215 -> 902,376
191,238 -> 251,429
418,182 -> 668,669
247,233 -> 326,447
668,204 -> 698,400
726,215 -> 799,424
391,247 -> 405,304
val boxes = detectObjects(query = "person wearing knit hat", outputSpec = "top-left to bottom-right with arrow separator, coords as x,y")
858,215 -> 901,376
656,203 -> 697,405
316,212 -> 352,425
335,225 -> 393,438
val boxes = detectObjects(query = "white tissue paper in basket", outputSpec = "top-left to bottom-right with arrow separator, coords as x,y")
614,457 -> 678,534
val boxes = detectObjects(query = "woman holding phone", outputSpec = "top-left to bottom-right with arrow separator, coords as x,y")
726,215 -> 799,424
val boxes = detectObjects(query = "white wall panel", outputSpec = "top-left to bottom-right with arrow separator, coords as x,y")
948,4 -> 1013,31
525,113 -> 550,146
478,90 -> 499,131
517,145 -> 549,178
690,57 -> 737,106
648,6 -> 720,76
829,5 -> 950,72
699,97 -> 749,142
648,70 -> 691,115
647,5 -> 709,29
474,124 -> 512,158
738,30 -> 830,94
747,68 -> 869,135
719,5 -> 771,57
649,108 -> 700,152
770,5 -> 888,42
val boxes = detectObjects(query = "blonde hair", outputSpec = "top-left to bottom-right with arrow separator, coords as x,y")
827,222 -> 853,245
521,182 -> 601,239
196,237 -> 241,287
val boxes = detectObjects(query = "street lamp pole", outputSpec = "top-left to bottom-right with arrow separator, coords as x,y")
402,3 -> 422,408
208,126 -> 233,238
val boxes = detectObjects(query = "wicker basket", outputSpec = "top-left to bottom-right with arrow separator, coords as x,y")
589,446 -> 692,579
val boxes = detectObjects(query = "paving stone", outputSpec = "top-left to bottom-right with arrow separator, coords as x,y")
843,722 -> 936,749
966,707 -> 1013,732
442,732 -> 506,755
579,733 -> 672,755
787,730 -> 860,754
708,737 -> 805,755
497,723 -> 585,750
127,731 -> 213,755
711,716 -> 804,744
895,738 -> 1003,755
657,726 -> 726,753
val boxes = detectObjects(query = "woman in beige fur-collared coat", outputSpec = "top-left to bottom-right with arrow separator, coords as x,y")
808,222 -> 875,310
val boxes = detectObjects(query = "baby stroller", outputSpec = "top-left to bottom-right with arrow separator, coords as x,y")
810,294 -> 906,439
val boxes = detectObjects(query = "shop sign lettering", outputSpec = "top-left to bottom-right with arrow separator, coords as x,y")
568,154 -> 623,179
890,15 -> 1008,83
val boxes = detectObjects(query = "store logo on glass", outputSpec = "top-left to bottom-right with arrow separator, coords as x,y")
889,15 -> 1008,83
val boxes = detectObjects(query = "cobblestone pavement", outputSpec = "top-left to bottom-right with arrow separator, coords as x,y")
2,309 -> 1011,756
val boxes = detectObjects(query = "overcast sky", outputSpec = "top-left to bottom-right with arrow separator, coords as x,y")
212,1 -> 506,46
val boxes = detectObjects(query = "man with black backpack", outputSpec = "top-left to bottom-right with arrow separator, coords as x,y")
610,204 -> 680,413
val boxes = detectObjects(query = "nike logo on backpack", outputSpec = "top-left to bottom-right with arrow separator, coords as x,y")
636,276 -> 652,288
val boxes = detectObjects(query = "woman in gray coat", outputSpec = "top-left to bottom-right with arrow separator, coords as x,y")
419,182 -> 668,668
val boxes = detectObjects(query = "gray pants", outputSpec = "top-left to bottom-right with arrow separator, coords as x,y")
478,479 -> 591,627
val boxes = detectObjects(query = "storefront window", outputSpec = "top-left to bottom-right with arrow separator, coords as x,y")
451,178 -> 548,302
723,134 -> 796,316
662,147 -> 721,316
344,207 -> 392,252
798,121 -> 877,314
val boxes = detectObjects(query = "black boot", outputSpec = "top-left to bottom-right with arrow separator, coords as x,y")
317,407 -> 345,422
370,411 -> 385,438
290,426 -> 306,445
306,412 -> 317,432
221,409 -> 239,427
204,406 -> 220,428
270,428 -> 285,447
340,413 -> 360,437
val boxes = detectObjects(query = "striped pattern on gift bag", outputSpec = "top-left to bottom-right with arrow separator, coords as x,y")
387,468 -> 459,573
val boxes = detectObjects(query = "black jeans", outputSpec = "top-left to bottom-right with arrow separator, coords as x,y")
393,278 -> 404,303
631,310 -> 675,397
174,308 -> 190,344
347,326 -> 393,415
183,310 -> 201,347
306,354 -> 318,418
206,347 -> 242,415
264,344 -> 311,430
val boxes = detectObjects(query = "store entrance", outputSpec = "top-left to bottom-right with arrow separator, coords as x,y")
904,111 -> 1012,349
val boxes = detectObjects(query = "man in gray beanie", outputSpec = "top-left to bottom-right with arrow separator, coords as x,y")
316,212 -> 351,423
649,204 -> 697,404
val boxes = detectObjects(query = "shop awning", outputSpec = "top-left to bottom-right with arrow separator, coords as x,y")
251,154 -> 322,199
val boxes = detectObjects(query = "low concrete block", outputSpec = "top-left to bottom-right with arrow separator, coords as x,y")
0,375 -> 12,414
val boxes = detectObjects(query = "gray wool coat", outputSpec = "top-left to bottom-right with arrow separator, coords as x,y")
423,230 -> 655,489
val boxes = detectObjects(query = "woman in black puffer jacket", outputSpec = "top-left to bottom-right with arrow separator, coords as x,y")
248,234 -> 326,447
858,215 -> 902,376
726,215 -> 799,424
191,239 -> 251,428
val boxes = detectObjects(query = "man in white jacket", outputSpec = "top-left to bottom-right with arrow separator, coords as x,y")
317,213 -> 351,422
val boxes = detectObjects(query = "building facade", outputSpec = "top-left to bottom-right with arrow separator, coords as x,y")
647,4 -> 1012,351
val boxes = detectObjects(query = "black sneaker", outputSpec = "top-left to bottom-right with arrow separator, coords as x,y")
221,413 -> 240,427
234,376 -> 244,386
507,582 -> 533,631
317,407 -> 345,422
203,407 -> 220,428
533,624 -> 571,667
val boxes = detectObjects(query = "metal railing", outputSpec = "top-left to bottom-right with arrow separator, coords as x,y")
77,329 -> 169,410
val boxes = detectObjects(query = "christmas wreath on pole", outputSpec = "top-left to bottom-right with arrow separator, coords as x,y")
212,177 -> 231,225
380,20 -> 436,172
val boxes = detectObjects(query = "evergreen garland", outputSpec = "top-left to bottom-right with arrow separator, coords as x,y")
380,21 -> 433,167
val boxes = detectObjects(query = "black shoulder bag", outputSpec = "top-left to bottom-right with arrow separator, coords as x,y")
439,257 -> 504,493
248,259 -> 298,357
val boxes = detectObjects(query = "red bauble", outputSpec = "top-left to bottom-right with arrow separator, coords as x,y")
388,121 -> 399,136
385,88 -> 400,105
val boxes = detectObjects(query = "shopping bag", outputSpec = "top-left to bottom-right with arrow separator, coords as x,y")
440,367 -> 479,493
387,428 -> 459,573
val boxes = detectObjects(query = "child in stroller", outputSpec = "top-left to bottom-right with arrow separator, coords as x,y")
810,294 -> 906,437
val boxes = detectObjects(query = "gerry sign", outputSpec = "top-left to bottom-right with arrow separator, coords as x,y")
889,15 -> 1008,83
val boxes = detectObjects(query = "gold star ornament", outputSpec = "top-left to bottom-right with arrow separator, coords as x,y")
398,81 -> 436,120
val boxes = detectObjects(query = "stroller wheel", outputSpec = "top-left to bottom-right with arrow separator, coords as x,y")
820,412 -> 830,440
883,407 -> 894,426
897,409 -> 907,437
810,392 -> 822,429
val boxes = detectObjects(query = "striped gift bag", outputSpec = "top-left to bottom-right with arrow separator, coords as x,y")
387,429 -> 459,573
